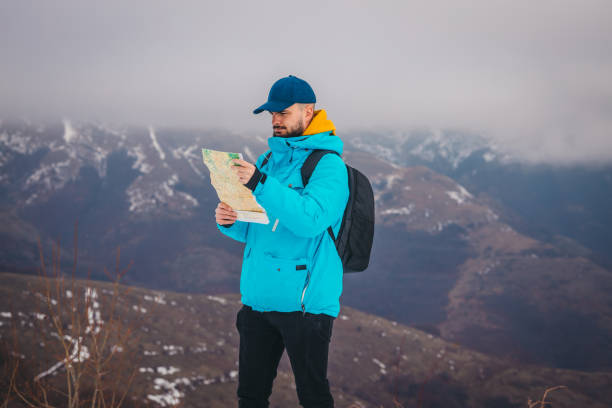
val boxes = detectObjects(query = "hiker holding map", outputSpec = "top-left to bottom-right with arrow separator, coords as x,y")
203,149 -> 269,224
211,75 -> 350,408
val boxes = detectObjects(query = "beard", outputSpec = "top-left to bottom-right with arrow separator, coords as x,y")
273,121 -> 305,138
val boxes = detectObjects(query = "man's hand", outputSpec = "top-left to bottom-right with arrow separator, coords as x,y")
216,202 -> 238,225
231,159 -> 256,184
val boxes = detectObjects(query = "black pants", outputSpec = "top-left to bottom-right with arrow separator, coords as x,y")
235,305 -> 335,408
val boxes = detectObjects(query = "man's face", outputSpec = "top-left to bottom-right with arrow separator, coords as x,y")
270,103 -> 307,138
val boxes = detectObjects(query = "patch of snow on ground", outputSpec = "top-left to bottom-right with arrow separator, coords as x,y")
148,377 -> 187,407
446,184 -> 473,205
385,173 -> 401,189
127,186 -> 155,213
63,119 -> 77,143
144,293 -> 167,305
157,366 -> 180,375
25,159 -> 71,189
149,126 -> 165,160
163,345 -> 184,356
85,287 -> 103,334
0,131 -> 30,154
35,335 -> 90,381
207,295 -> 227,305
128,173 -> 193,214
128,145 -> 153,174
160,174 -> 178,197
172,144 -> 203,176
483,151 -> 496,162
133,305 -> 147,313
180,191 -> 199,206
382,203 -> 415,216
191,343 -> 207,353
372,358 -> 387,375
486,209 -> 499,221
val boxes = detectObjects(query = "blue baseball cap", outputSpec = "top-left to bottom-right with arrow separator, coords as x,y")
253,75 -> 316,114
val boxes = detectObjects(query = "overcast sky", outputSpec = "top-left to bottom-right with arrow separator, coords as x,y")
1,0 -> 611,164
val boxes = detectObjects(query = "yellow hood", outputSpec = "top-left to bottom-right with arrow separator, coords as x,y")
303,109 -> 336,136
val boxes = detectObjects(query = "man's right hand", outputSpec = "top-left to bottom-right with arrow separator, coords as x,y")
215,202 -> 238,226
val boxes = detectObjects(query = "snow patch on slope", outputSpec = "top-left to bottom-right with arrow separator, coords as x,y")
128,145 -> 153,174
382,204 -> 415,216
127,174 -> 197,214
149,126 -> 165,161
172,144 -> 204,177
63,120 -> 77,143
446,185 -> 473,205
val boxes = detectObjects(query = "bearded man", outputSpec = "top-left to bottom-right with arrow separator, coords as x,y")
215,75 -> 349,408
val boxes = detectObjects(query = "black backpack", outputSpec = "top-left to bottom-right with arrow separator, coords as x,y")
262,149 -> 375,273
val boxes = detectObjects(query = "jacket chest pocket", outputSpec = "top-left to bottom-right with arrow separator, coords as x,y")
285,173 -> 305,193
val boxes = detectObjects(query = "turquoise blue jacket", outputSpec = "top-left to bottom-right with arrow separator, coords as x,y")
217,110 -> 349,317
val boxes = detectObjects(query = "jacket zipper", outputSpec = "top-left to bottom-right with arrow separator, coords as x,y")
300,271 -> 310,314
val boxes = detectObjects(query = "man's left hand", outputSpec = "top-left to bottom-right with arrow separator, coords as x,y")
231,159 -> 256,184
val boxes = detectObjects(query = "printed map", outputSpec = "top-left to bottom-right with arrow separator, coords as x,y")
202,148 -> 269,224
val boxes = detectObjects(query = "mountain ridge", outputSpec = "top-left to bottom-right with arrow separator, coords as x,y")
2,119 -> 611,373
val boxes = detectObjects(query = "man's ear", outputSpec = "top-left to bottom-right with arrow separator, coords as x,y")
305,104 -> 314,122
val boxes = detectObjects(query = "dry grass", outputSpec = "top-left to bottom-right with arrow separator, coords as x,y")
1,222 -> 161,408
528,385 -> 568,408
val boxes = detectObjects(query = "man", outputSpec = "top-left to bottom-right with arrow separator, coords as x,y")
215,75 -> 349,408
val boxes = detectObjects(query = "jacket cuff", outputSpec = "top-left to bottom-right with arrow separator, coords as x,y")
245,166 -> 264,191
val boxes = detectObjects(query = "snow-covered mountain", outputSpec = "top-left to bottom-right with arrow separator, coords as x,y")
2,120 -> 208,216
2,119 -> 612,373
344,129 -> 612,268
0,118 -> 269,290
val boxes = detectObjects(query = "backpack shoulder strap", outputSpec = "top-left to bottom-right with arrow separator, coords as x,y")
260,151 -> 273,168
300,149 -> 339,186
300,149 -> 343,242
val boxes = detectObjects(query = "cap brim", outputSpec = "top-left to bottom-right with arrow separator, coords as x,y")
253,100 -> 293,114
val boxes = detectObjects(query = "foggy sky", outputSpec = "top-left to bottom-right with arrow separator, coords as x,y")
1,0 -> 611,164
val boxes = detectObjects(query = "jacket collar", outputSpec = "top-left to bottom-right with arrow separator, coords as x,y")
267,109 -> 342,155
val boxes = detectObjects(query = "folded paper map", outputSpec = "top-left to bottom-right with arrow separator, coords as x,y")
202,148 -> 269,224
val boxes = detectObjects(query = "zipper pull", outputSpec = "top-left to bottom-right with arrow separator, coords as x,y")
271,218 -> 279,232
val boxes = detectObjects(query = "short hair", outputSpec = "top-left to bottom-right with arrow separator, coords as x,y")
296,103 -> 315,112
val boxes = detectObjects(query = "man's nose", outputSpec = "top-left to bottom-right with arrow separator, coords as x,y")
271,113 -> 281,125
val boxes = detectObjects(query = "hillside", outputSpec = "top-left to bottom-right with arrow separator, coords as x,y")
342,151 -> 612,371
1,119 -> 612,372
2,272 -> 611,408
347,129 -> 612,269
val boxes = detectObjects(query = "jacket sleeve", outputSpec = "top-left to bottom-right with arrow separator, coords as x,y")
216,221 -> 249,243
215,152 -> 269,243
252,154 -> 349,238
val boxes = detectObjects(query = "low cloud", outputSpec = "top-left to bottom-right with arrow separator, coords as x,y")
1,0 -> 611,164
